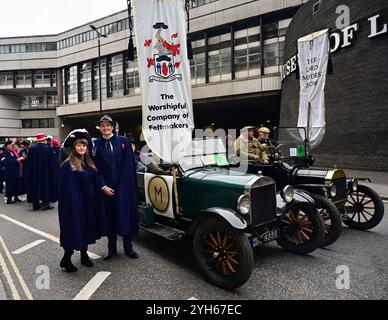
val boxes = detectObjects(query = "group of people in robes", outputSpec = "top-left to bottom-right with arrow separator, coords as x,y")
0,135 -> 60,209
0,115 -> 139,273
58,116 -> 139,272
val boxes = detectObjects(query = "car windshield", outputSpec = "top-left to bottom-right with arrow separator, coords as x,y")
273,127 -> 307,159
179,138 -> 230,172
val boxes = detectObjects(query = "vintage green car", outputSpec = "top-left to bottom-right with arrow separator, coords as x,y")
137,138 -> 325,290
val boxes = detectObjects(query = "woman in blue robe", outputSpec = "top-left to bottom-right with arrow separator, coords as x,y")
58,136 -> 103,273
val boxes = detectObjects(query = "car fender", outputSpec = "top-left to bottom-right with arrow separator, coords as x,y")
187,208 -> 248,236
276,190 -> 319,216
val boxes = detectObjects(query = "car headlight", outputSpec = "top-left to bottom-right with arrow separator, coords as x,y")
351,179 -> 358,192
281,186 -> 294,203
329,183 -> 337,198
237,195 -> 250,215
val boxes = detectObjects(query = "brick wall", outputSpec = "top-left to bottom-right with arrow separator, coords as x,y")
281,0 -> 388,171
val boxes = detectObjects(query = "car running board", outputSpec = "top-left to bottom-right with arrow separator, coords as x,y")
140,222 -> 186,241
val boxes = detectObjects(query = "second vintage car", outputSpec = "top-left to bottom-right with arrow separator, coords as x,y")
248,127 -> 385,242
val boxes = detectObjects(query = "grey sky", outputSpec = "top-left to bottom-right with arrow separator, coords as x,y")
0,0 -> 127,37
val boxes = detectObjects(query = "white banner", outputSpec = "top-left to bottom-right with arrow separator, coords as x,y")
297,29 -> 330,149
133,0 -> 195,163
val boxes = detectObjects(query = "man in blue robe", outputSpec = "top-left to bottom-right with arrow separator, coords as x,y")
93,115 -> 139,260
25,133 -> 60,211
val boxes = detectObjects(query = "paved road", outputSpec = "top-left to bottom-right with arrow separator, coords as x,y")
0,199 -> 387,300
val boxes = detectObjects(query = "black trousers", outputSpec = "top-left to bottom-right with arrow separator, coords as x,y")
104,194 -> 133,253
108,234 -> 133,253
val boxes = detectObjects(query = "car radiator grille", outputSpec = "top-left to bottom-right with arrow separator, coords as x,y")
250,184 -> 277,226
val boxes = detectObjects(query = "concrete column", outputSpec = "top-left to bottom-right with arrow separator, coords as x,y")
57,69 -> 63,106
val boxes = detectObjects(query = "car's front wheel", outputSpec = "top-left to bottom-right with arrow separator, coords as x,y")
343,185 -> 384,230
277,202 -> 325,255
193,216 -> 253,291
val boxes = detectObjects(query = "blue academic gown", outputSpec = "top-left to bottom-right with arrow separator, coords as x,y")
93,135 -> 139,237
4,150 -> 21,199
0,154 -> 6,193
18,149 -> 27,195
58,161 -> 103,251
25,143 -> 60,204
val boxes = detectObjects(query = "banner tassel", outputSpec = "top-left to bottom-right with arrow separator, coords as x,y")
128,35 -> 135,61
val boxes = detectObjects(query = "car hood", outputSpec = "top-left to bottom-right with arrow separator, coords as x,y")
184,167 -> 256,189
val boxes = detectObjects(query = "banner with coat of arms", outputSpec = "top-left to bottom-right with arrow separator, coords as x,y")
133,0 -> 195,163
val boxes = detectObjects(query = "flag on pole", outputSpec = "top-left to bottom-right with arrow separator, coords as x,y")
297,29 -> 330,149
133,0 -> 195,163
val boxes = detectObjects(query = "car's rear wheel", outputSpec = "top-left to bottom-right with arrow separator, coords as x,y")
311,194 -> 343,248
193,216 -> 253,291
277,202 -> 325,255
343,185 -> 384,230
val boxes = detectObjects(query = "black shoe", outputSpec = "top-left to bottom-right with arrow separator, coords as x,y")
81,252 -> 94,268
33,205 -> 42,211
103,251 -> 117,261
125,250 -> 139,259
41,205 -> 54,211
14,197 -> 22,203
60,257 -> 78,273
6,199 -> 15,204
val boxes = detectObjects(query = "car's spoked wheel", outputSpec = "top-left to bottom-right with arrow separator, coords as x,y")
277,202 -> 324,255
281,209 -> 313,245
194,216 -> 253,290
344,185 -> 385,230
310,194 -> 342,248
321,210 -> 332,234
205,232 -> 239,277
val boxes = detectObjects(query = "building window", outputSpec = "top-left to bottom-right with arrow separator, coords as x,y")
20,94 -> 57,110
93,57 -> 107,100
79,62 -> 93,102
234,26 -> 261,79
109,54 -> 124,97
125,54 -> 140,95
191,0 -> 217,7
16,71 -> 32,88
22,118 -> 55,128
66,65 -> 78,104
190,39 -> 206,85
0,42 -> 57,54
0,72 -> 13,88
208,33 -> 232,82
34,70 -> 51,88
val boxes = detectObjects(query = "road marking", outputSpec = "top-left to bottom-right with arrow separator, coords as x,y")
12,240 -> 46,255
0,214 -> 100,260
73,272 -> 111,300
0,236 -> 33,300
0,250 -> 20,300
0,278 -> 7,300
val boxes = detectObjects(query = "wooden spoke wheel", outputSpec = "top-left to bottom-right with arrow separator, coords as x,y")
281,209 -> 314,245
193,216 -> 253,290
344,185 -> 384,231
204,231 -> 240,277
310,194 -> 343,248
277,202 -> 325,255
